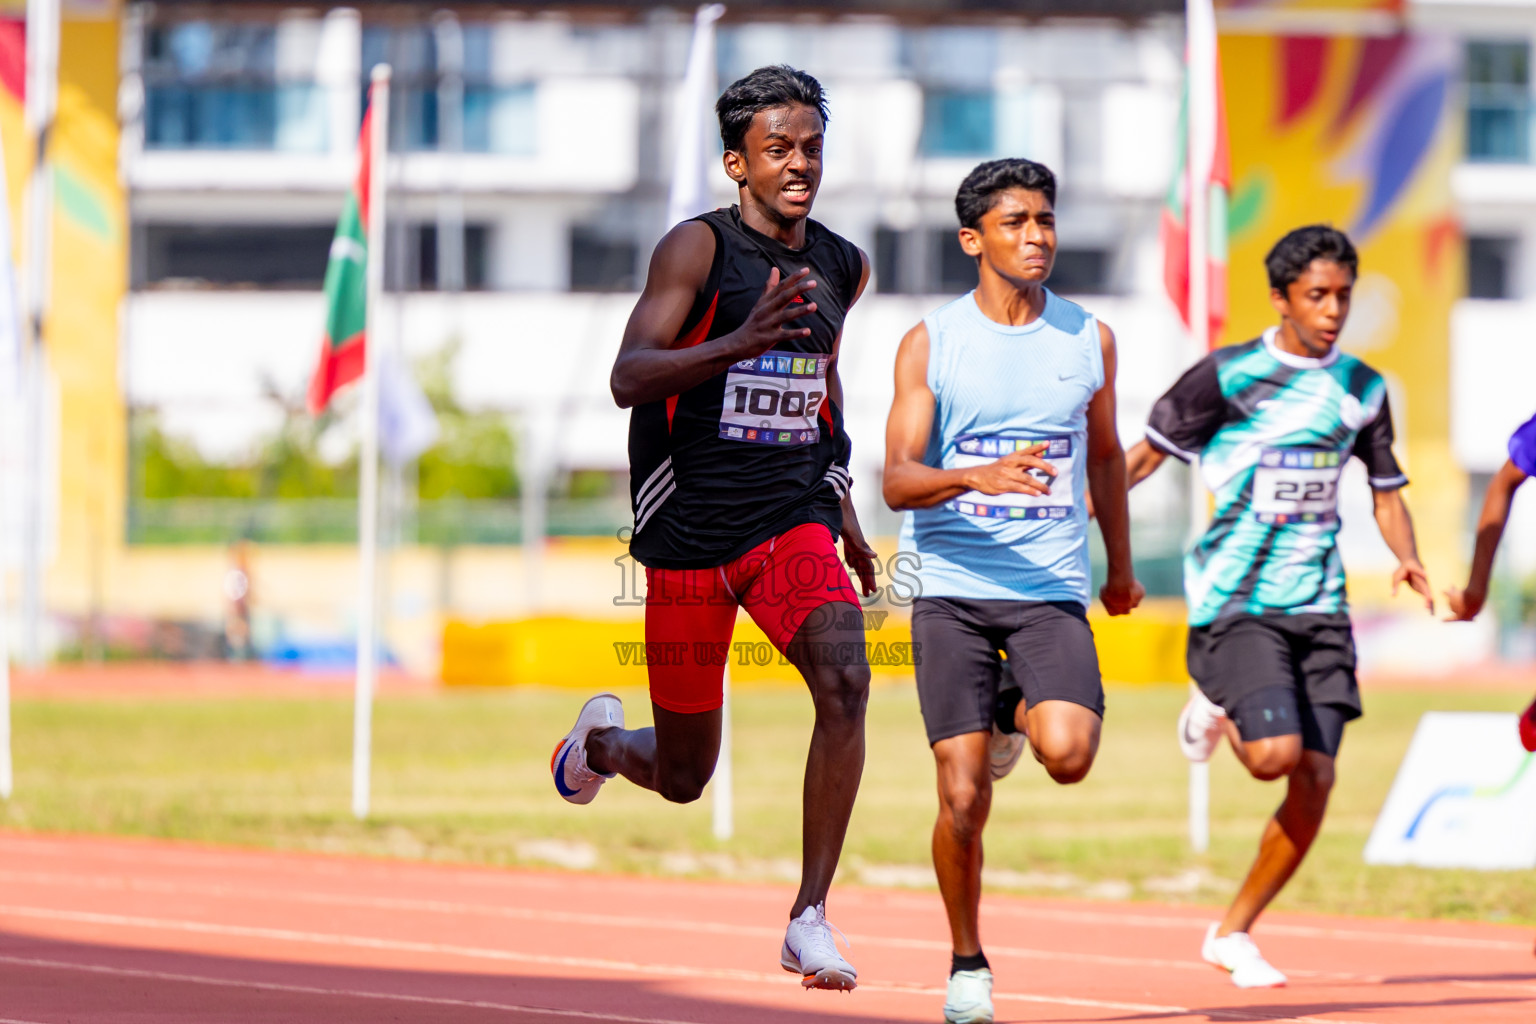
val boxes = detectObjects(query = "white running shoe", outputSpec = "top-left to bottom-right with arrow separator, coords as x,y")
988,723 -> 1026,781
781,903 -> 857,990
1177,687 -> 1228,763
1202,923 -> 1288,988
550,694 -> 624,805
943,968 -> 995,1023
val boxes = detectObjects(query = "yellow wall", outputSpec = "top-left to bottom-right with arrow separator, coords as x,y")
1221,31 -> 1463,576
440,600 -> 1192,690
18,5 -> 127,617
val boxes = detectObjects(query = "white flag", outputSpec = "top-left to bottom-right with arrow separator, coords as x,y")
0,123 -> 19,399
666,4 -> 726,228
378,348 -> 439,467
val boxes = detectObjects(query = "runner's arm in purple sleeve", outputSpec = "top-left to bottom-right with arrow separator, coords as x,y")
1445,413 -> 1536,621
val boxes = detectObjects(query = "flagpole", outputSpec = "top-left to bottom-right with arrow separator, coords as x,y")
1186,0 -> 1215,855
353,65 -> 390,821
21,0 -> 59,671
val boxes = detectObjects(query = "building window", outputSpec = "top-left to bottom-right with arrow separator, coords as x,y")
143,21 -> 324,151
921,89 -> 994,157
1049,250 -> 1113,295
570,227 -> 639,292
389,224 -> 491,291
874,228 -> 1111,296
1466,41 -> 1530,162
873,227 -> 975,294
135,224 -> 335,288
1468,236 -> 1517,299
363,24 -> 535,155
934,229 -> 976,293
874,226 -> 903,294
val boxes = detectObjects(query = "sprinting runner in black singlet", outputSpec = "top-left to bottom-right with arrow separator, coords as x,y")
627,204 -> 862,569
549,66 -> 875,992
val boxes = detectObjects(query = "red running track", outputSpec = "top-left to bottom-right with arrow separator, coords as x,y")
0,832 -> 1532,1023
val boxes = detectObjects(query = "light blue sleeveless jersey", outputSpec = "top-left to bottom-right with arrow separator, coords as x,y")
898,290 -> 1104,606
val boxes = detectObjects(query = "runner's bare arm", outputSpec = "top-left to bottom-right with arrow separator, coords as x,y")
1125,440 -> 1168,488
1445,458 -> 1529,621
827,251 -> 878,596
1372,487 -> 1434,614
1087,439 -> 1165,519
1086,324 -> 1143,616
610,222 -> 820,409
882,322 -> 1053,511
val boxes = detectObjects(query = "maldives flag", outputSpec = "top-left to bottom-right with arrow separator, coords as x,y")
1162,0 -> 1228,349
306,102 -> 374,414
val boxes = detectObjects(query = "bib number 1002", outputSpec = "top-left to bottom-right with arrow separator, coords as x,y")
718,349 -> 828,446
730,386 -> 823,419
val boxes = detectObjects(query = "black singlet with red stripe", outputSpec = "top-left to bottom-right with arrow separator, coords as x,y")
628,205 -> 863,570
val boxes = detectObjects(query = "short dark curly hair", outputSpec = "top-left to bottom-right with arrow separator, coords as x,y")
715,65 -> 828,153
954,158 -> 1057,229
1265,225 -> 1358,292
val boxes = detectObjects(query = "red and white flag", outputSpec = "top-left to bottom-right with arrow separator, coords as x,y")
1162,0 -> 1228,349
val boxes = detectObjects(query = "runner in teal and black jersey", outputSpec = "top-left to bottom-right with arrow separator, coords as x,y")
1125,225 -> 1435,988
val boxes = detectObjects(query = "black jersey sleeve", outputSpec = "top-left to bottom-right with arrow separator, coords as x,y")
1352,391 -> 1408,490
1145,355 -> 1227,463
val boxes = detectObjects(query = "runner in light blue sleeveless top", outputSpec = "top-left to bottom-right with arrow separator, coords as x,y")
881,158 -> 1142,1024
898,288 -> 1104,605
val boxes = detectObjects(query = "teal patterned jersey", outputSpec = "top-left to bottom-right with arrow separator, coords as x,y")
1145,329 -> 1407,627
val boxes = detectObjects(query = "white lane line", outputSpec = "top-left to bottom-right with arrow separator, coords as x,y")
0,839 -> 1528,954
0,869 -> 1209,969
0,871 -> 1367,982
0,1017 -> 60,1024
986,904 -> 1535,953
4,866 -> 1529,981
0,949 -> 1387,1024
0,955 -> 704,1024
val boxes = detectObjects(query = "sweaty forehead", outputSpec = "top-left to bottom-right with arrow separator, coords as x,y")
985,187 -> 1053,219
1294,260 -> 1355,287
750,104 -> 824,140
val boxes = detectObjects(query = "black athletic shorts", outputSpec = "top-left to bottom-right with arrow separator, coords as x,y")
911,596 -> 1104,746
1186,612 -> 1362,758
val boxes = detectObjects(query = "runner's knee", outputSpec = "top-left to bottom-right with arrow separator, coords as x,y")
1037,742 -> 1095,785
812,660 -> 870,722
1026,708 -> 1099,785
1289,755 -> 1335,798
940,779 -> 990,842
656,769 -> 708,804
1244,736 -> 1303,781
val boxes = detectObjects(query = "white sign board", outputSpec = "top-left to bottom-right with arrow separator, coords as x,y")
1365,712 -> 1536,870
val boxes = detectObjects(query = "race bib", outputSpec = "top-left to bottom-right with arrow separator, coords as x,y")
946,433 -> 1077,521
718,349 -> 827,446
1251,448 -> 1343,524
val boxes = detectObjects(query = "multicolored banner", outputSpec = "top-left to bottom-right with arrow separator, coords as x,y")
1220,30 -> 1463,569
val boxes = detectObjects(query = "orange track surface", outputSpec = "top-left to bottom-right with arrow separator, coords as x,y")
0,832 -> 1532,1023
